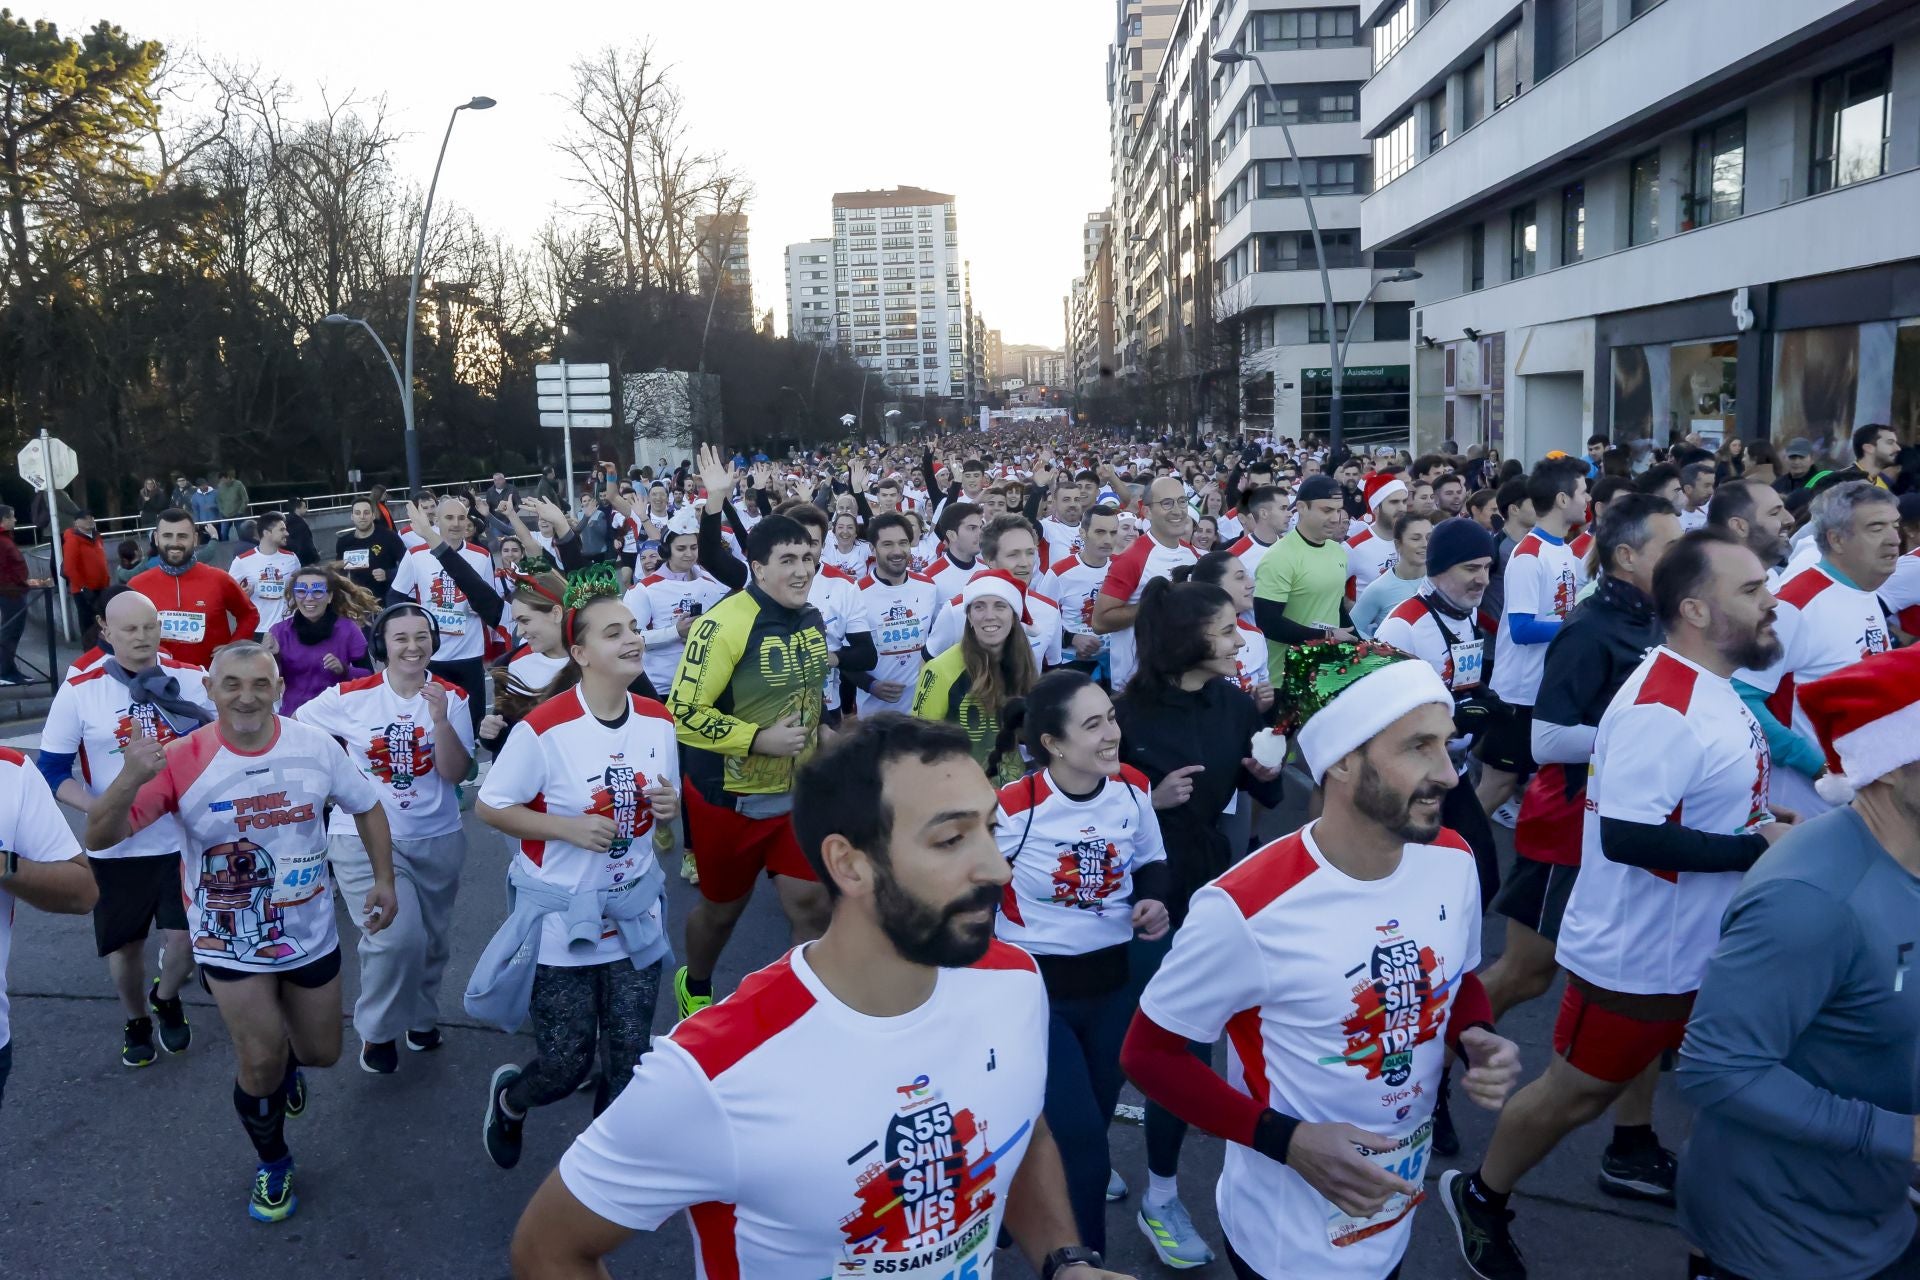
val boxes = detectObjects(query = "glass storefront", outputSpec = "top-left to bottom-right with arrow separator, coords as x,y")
1301,363 -> 1411,447
1611,339 -> 1737,447
1770,319 -> 1919,463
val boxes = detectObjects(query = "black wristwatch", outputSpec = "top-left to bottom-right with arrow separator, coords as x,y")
1042,1246 -> 1103,1279
2,848 -> 17,879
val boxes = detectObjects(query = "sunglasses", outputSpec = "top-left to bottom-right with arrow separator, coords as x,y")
290,583 -> 330,599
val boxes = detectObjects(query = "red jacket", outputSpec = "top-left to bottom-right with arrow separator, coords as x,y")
61,528 -> 110,593
127,562 -> 260,668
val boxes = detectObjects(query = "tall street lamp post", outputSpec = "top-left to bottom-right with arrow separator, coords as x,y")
401,95 -> 495,492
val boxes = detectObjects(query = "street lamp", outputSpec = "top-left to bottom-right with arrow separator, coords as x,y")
1340,268 -> 1423,370
401,95 -> 495,492
1213,48 -> 1369,454
321,314 -> 408,423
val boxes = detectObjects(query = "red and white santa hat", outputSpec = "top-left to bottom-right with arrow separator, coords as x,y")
1363,472 -> 1407,512
960,568 -> 1032,624
1800,647 -> 1920,804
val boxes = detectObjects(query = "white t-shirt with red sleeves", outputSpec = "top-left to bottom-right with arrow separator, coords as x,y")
924,553 -> 980,602
1374,593 -> 1485,695
125,718 -> 381,974
1050,554 -> 1112,659
1884,548 -> 1920,636
0,749 -> 84,1048
1344,524 -> 1396,600
557,942 -> 1047,1280
504,643 -> 568,695
1558,647 -> 1771,996
1491,528 -> 1584,707
822,539 -> 872,579
1139,822 -> 1482,1277
623,568 -> 732,698
389,541 -> 496,662
229,547 -> 302,633
810,565 -> 871,714
294,671 -> 474,841
1229,532 -> 1278,580
994,766 -> 1165,957
40,660 -> 212,859
857,571 -> 940,715
1098,533 -> 1198,689
924,584 -> 1063,671
1233,618 -> 1269,697
1038,515 -> 1083,571
477,688 -> 678,967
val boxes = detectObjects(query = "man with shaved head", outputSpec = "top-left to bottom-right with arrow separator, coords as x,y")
1092,474 -> 1198,689
38,590 -> 214,1067
387,495 -> 504,738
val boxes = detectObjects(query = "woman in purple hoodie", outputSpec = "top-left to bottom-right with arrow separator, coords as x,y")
266,563 -> 375,714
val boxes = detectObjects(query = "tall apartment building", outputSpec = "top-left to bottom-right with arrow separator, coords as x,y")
1211,0 -> 1419,443
694,211 -> 752,330
784,238 -> 835,344
831,187 -> 967,402
1111,3 -> 1181,381
1361,0 -> 1920,460
1069,212 -> 1120,391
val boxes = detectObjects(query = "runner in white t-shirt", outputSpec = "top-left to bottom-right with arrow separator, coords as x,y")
0,748 -> 97,1111
295,604 -> 475,1073
511,712 -> 1123,1280
1053,506 -> 1121,679
388,497 -> 505,741
230,512 -> 303,635
853,512 -> 940,715
1093,477 -> 1198,690
85,641 -> 395,1225
621,521 -> 731,698
1443,531 -> 1795,1280
1125,646 -> 1518,1279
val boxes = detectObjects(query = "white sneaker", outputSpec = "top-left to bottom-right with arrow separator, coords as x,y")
1106,1168 -> 1128,1202
1491,799 -> 1520,829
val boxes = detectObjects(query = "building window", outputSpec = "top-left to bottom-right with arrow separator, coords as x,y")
1250,7 -> 1358,51
1542,0 -> 1602,75
1509,202 -> 1537,279
1811,52 -> 1891,194
1688,113 -> 1745,227
1426,88 -> 1447,153
1258,156 -> 1370,197
1629,150 -> 1661,245
1462,56 -> 1486,130
1630,0 -> 1663,14
1307,302 -> 1354,345
1257,230 -> 1362,271
1373,0 -> 1414,69
1258,82 -> 1361,126
1129,15 -> 1143,35
1560,182 -> 1585,264
1469,225 -> 1485,291
1373,113 -> 1416,185
1492,22 -> 1522,110
1373,300 -> 1413,341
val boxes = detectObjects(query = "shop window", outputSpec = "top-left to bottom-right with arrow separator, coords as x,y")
1629,150 -> 1660,246
1561,183 -> 1585,264
1811,51 -> 1891,194
1688,114 -> 1745,227
1509,202 -> 1537,280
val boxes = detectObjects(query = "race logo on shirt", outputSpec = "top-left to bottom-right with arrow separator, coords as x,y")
1049,830 -> 1123,911
1550,567 -> 1578,619
426,571 -> 467,609
213,790 -> 318,832
1860,619 -> 1890,656
193,838 -> 305,964
368,720 -> 432,791
113,702 -> 180,749
1330,921 -> 1451,1087
584,763 -> 650,852
837,1076 -> 1011,1271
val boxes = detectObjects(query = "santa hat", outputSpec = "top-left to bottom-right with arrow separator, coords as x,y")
960,568 -> 1032,624
1279,640 -> 1453,784
1363,473 -> 1407,513
1800,648 -> 1920,805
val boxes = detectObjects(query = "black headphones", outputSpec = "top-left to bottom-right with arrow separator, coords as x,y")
368,602 -> 443,665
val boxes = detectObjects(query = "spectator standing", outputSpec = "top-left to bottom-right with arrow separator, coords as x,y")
266,565 -> 376,716
483,472 -> 517,512
534,466 -> 562,507
110,539 -> 144,588
168,475 -> 193,512
214,469 -> 250,539
283,496 -> 319,565
0,505 -> 49,685
188,478 -> 220,536
136,478 -> 169,525
61,510 -> 111,641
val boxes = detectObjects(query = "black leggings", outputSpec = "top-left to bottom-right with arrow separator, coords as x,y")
504,959 -> 662,1117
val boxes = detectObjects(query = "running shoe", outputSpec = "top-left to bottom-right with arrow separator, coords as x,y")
680,850 -> 700,884
359,1039 -> 399,1075
485,1064 -> 526,1170
405,1028 -> 443,1053
674,966 -> 713,1022
121,1017 -> 156,1068
248,1157 -> 297,1223
283,1068 -> 307,1118
1440,1169 -> 1527,1280
1597,1141 -> 1677,1205
1136,1198 -> 1215,1270
1106,1168 -> 1128,1202
1490,799 -> 1521,829
1432,1071 -> 1461,1157
149,980 -> 191,1054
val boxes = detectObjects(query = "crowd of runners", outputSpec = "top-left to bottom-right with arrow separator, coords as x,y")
2,421 -> 1919,1280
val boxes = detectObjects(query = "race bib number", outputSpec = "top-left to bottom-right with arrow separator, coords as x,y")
257,578 -> 285,600
1326,1121 -> 1430,1247
1448,640 -> 1484,692
272,844 -> 329,907
430,606 -> 468,635
159,610 -> 207,644
342,549 -> 371,570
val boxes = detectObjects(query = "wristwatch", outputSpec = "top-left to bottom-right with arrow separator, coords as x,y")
1042,1246 -> 1103,1280
2,848 -> 17,879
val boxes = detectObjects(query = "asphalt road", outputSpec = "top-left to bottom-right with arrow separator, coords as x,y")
0,748 -> 1697,1280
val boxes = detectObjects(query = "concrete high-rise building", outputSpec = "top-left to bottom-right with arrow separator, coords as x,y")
784,238 -> 836,345
831,186 -> 967,402
1109,1 -> 1180,380
1361,0 -> 1920,460
1069,212 -> 1119,392
695,211 -> 752,331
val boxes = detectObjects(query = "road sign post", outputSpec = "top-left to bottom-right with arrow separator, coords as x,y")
535,361 -> 614,512
17,429 -> 79,642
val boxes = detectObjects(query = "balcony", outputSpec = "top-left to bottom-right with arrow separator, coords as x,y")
1216,266 -> 1382,316
1215,194 -> 1366,249
1363,0 -> 1864,249
1212,121 -> 1370,195
1361,0 -> 1523,137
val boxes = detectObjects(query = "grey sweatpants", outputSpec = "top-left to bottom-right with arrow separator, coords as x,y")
329,830 -> 467,1044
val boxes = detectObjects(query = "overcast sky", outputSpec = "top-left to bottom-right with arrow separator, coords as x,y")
44,1 -> 1112,347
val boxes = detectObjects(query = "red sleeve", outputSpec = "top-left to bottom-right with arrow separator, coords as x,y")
226,571 -> 260,639
1099,540 -> 1146,602
1120,1008 -> 1264,1148
1444,971 -> 1494,1058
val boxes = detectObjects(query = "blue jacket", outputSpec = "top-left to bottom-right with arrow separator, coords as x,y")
463,856 -> 670,1032
189,489 -> 221,522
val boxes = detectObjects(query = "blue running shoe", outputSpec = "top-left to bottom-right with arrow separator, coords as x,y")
248,1157 -> 297,1223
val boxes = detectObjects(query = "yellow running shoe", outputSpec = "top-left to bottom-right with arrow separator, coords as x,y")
674,965 -> 713,1022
